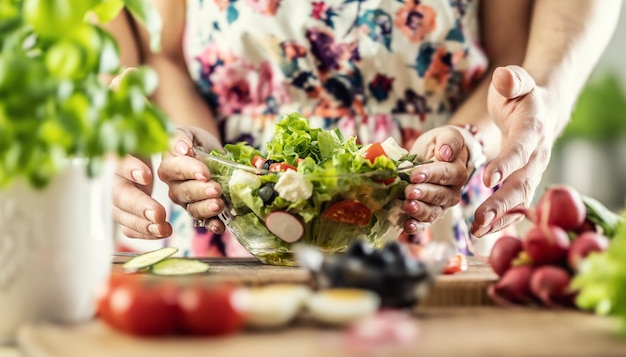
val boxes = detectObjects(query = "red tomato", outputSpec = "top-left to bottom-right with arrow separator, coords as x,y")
443,254 -> 468,275
251,155 -> 266,169
375,176 -> 396,185
96,273 -> 136,330
322,200 -> 371,226
362,142 -> 387,164
269,162 -> 297,172
177,283 -> 247,336
106,277 -> 179,336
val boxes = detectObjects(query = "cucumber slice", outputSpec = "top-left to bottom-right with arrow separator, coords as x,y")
151,258 -> 210,276
122,247 -> 178,272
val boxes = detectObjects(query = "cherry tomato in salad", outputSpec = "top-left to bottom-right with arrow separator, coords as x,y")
177,283 -> 247,336
443,253 -> 468,275
375,176 -> 396,185
323,200 -> 371,226
251,155 -> 266,169
269,162 -> 297,172
362,142 -> 387,164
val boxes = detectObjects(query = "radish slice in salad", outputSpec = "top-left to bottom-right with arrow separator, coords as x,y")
265,211 -> 304,243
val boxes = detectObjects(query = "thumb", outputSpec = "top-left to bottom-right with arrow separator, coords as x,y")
434,127 -> 466,162
491,65 -> 536,99
169,128 -> 195,157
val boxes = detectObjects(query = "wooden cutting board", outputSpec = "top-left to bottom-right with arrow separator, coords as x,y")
17,307 -> 626,357
112,256 -> 497,307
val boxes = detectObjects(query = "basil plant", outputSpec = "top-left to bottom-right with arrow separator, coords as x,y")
0,0 -> 172,189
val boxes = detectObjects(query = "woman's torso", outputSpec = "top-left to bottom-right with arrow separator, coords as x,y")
183,0 -> 488,151
115,0 -> 491,257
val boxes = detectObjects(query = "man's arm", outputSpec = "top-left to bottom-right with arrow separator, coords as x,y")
472,0 -> 622,236
523,0 -> 622,136
447,0 -> 533,159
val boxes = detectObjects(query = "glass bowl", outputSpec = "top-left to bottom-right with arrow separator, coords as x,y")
195,147 -> 422,266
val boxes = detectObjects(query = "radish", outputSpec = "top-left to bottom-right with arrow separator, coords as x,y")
487,265 -> 535,306
265,211 -> 304,243
529,266 -> 574,308
567,231 -> 609,272
573,218 -> 597,235
488,235 -> 523,277
536,185 -> 586,230
523,225 -> 570,266
508,185 -> 586,230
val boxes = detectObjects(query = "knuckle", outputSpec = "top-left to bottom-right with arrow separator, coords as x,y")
449,191 -> 462,206
438,166 -> 452,185
133,220 -> 146,235
511,142 -> 531,165
111,206 -> 123,223
185,204 -> 197,219
429,206 -> 442,222
167,189 -> 182,205
432,189 -> 445,206
156,164 -> 167,181
518,176 -> 536,207
177,189 -> 194,205
527,118 -> 546,138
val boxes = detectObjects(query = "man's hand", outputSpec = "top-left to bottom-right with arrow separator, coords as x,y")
472,65 -> 555,237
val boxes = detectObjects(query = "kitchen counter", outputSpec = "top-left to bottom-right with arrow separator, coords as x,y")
8,257 -> 626,357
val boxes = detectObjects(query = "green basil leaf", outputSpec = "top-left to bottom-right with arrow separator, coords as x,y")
89,0 -> 125,24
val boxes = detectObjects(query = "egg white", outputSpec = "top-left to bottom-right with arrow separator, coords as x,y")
243,284 -> 312,329
307,288 -> 380,326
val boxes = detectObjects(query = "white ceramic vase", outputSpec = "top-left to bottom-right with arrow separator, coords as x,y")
0,159 -> 115,344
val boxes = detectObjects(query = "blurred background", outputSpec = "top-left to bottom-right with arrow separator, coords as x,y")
538,3 -> 626,212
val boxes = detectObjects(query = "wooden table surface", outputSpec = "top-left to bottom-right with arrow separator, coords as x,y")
111,255 -> 499,307
12,257 -> 626,357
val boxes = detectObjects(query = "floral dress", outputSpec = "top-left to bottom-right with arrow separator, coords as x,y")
117,0 -> 497,257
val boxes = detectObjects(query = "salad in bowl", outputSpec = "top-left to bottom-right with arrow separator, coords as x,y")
195,113 -> 425,265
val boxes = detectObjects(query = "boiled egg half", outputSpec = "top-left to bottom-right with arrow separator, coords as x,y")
242,284 -> 312,329
306,288 -> 380,326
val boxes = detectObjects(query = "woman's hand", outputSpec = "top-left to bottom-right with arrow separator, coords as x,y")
112,155 -> 173,239
403,126 -> 471,234
157,126 -> 226,234
471,65 -> 555,237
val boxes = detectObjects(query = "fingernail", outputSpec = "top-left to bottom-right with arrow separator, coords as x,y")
489,171 -> 502,188
148,224 -> 161,236
205,187 -> 219,197
407,189 -> 422,200
476,225 -> 494,237
131,170 -> 145,184
210,224 -> 220,233
209,202 -> 221,213
482,210 -> 495,227
145,210 -> 156,223
176,141 -> 189,156
406,222 -> 417,233
439,145 -> 452,161
195,172 -> 208,181
407,200 -> 419,213
413,173 -> 426,183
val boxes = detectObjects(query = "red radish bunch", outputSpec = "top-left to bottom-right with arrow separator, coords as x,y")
487,185 -> 610,308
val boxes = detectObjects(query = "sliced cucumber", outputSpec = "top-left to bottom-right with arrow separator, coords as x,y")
151,258 -> 210,276
122,247 -> 179,272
